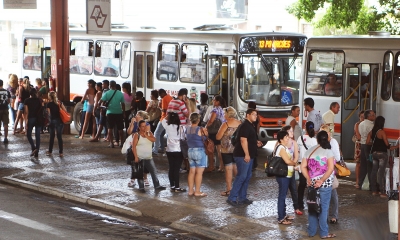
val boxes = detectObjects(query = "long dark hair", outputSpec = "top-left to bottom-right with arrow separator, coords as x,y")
317,131 -> 331,149
306,121 -> 315,138
167,112 -> 181,134
214,95 -> 227,108
371,116 -> 385,138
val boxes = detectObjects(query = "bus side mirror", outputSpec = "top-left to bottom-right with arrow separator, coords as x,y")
237,63 -> 244,78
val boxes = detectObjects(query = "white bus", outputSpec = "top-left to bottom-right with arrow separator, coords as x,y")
21,26 -> 306,142
299,33 -> 400,159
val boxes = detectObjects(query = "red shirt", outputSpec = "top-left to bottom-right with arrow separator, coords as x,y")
167,98 -> 188,125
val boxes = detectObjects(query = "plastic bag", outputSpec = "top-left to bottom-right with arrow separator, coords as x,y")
362,176 -> 370,191
121,134 -> 133,154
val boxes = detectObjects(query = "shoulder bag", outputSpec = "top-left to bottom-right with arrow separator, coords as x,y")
265,144 -> 288,177
335,156 -> 351,177
368,129 -> 380,162
58,102 -> 71,124
100,90 -> 117,116
207,118 -> 222,134
148,100 -> 162,122
200,127 -> 215,155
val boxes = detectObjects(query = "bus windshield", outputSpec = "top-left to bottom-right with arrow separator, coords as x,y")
239,55 -> 302,106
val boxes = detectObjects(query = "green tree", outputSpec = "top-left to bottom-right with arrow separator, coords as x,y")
287,0 -> 400,34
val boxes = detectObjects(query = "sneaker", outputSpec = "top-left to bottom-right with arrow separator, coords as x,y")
3,138 -> 8,144
239,199 -> 254,205
226,199 -> 243,208
174,188 -> 187,193
128,180 -> 136,187
144,179 -> 150,186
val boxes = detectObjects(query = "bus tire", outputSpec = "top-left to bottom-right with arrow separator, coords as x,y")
73,102 -> 83,132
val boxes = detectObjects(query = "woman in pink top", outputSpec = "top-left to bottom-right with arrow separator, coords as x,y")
122,82 -> 135,133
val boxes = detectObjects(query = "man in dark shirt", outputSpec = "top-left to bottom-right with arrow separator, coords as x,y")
0,79 -> 11,143
227,108 -> 262,207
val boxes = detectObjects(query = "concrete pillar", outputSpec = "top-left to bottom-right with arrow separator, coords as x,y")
50,0 -> 70,133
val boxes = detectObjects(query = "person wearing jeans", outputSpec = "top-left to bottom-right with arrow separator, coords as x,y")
301,131 -> 336,238
46,91 -> 65,157
358,110 -> 375,190
273,131 -> 296,224
24,88 -> 42,158
227,109 -> 262,207
308,186 -> 333,237
152,88 -> 171,155
366,116 -> 399,197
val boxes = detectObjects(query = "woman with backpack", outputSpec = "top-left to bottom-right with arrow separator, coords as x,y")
216,107 -> 241,196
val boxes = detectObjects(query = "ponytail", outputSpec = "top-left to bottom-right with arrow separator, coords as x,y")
317,131 -> 331,149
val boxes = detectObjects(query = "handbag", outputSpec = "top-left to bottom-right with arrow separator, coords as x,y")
200,128 -> 215,155
58,102 -> 71,124
265,144 -> 288,177
148,101 -> 161,122
130,160 -> 144,179
335,157 -> 351,177
207,118 -> 222,134
179,126 -> 189,159
126,133 -> 140,164
307,187 -> 321,214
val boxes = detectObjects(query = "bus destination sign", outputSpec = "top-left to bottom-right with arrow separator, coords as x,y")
239,36 -> 307,54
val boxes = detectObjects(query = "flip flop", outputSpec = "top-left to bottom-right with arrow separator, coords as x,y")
220,190 -> 230,196
194,192 -> 207,197
321,233 -> 336,239
278,219 -> 292,225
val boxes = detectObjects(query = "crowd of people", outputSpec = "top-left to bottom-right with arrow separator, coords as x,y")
1,74 -> 399,238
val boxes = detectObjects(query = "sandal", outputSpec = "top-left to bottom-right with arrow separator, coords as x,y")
220,190 -> 230,196
321,233 -> 336,239
278,219 -> 292,225
285,215 -> 295,221
329,218 -> 338,224
194,192 -> 207,197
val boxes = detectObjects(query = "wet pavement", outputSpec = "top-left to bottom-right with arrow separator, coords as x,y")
0,128 -> 397,240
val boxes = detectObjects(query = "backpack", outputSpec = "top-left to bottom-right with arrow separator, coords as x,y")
230,123 -> 243,146
126,133 -> 140,165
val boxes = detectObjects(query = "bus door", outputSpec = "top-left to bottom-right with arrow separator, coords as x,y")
134,52 -> 155,97
341,63 -> 379,159
40,47 -> 51,83
207,56 -> 235,106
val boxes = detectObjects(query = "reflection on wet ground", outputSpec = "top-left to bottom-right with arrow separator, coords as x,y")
0,132 -> 397,239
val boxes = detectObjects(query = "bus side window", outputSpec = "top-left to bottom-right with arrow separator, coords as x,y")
381,52 -> 393,101
157,43 -> 179,81
393,53 -> 400,101
94,41 -> 120,77
180,44 -> 207,84
70,40 -> 93,75
23,38 -> 44,71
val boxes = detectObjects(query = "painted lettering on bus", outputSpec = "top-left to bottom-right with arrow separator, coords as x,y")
258,40 -> 291,49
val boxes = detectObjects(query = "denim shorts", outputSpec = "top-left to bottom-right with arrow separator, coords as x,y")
18,102 -> 24,111
87,104 -> 94,113
188,148 -> 207,168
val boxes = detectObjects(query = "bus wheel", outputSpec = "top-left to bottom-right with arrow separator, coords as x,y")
73,102 -> 83,133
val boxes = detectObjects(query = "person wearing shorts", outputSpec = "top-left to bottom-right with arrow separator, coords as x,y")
186,113 -> 208,197
101,80 -> 125,148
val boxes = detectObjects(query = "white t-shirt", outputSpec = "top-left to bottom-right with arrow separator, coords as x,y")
285,116 -> 302,141
297,135 -> 318,161
307,109 -> 322,131
161,119 -> 183,152
330,138 -> 340,163
275,144 -> 294,178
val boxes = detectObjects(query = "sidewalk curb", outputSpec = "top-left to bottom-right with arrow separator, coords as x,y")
170,221 -> 237,240
1,176 -> 142,217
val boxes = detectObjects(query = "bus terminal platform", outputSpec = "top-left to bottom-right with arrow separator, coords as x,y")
0,130 -> 396,240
